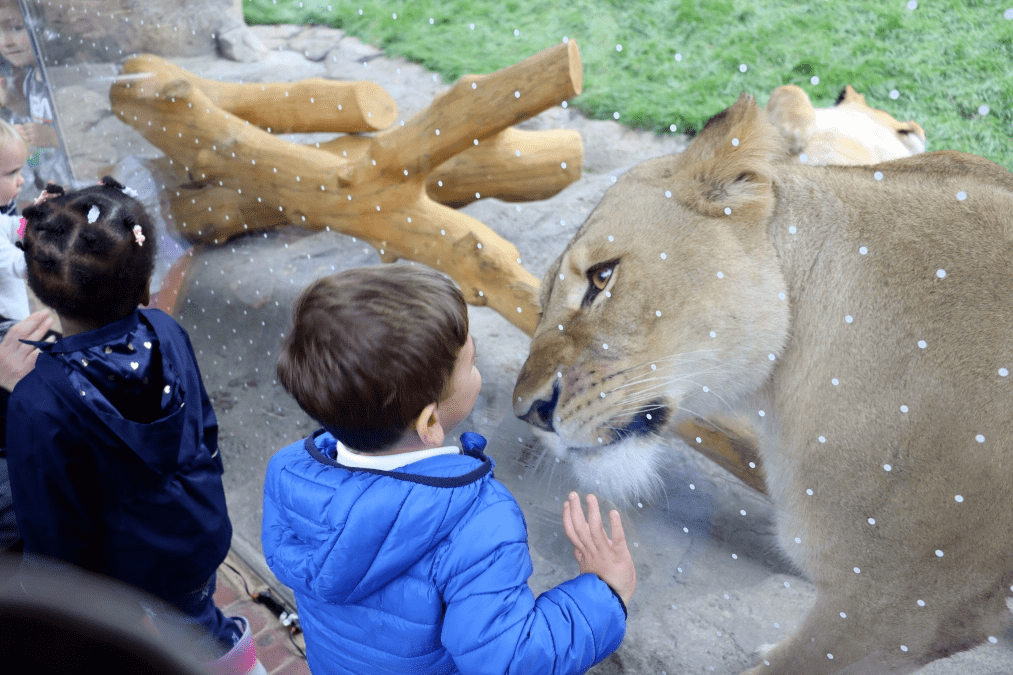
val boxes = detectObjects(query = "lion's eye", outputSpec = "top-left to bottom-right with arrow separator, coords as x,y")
583,260 -> 619,306
592,266 -> 612,291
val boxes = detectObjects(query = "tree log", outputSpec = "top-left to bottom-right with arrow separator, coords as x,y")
425,127 -> 584,207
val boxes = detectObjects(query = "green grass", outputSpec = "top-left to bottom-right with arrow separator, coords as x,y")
244,0 -> 1013,169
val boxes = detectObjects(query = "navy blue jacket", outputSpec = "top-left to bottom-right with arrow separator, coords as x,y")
6,309 -> 232,604
262,430 -> 627,675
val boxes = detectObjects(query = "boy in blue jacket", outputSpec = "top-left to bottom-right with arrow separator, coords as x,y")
263,265 -> 636,675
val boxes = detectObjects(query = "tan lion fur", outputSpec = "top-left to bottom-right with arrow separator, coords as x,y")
767,84 -> 927,165
514,93 -> 1012,674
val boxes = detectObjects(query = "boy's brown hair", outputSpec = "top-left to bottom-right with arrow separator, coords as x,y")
277,265 -> 469,452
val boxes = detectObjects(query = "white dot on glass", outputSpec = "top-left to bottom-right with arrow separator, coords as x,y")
918,599 -> 926,606
869,518 -> 876,525
710,331 -> 716,338
988,636 -> 998,644
811,76 -> 820,85
768,354 -> 775,361
859,246 -> 868,255
514,29 -> 520,36
758,410 -> 765,417
890,89 -> 900,99
613,111 -> 620,119
935,549 -> 944,557
660,252 -> 667,260
788,225 -> 797,234
978,104 -> 989,116
656,310 -> 662,317
670,124 -> 677,132
900,405 -> 909,413
561,162 -> 567,169
717,271 -> 724,279
936,269 -> 946,279
853,568 -> 860,574
665,190 -> 672,198
675,53 -> 682,61
818,436 -> 826,443
918,340 -> 927,349
840,612 -> 847,618
602,344 -> 609,350
796,537 -> 802,543
884,464 -> 892,472
832,378 -> 840,386
806,488 -> 813,496
739,64 -> 747,72
955,495 -> 964,503
779,292 -> 786,300
845,315 -> 853,323
724,207 -> 732,215
608,235 -> 614,242
558,325 -> 564,331
616,44 -> 622,52
874,171 -> 883,180
901,645 -> 909,652
976,434 -> 985,443
999,367 -> 1009,377
957,191 -> 967,201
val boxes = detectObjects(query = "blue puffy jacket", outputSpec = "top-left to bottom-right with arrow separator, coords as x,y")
262,430 -> 627,674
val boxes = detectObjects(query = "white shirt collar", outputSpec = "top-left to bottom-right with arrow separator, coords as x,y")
334,438 -> 461,471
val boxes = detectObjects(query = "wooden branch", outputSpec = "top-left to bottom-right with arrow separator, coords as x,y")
426,128 -> 584,207
316,128 -> 584,208
362,40 -> 583,183
675,418 -> 766,494
119,54 -> 397,132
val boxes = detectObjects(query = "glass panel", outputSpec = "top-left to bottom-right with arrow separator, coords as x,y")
12,3 -> 1011,674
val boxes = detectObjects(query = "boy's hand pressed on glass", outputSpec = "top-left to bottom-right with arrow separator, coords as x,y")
562,492 -> 636,606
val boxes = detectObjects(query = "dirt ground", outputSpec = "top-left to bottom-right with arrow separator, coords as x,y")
48,23 -> 1012,674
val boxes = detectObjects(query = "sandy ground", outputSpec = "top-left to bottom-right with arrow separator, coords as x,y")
48,24 -> 1012,674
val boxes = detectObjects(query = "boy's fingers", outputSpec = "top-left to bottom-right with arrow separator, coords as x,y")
608,510 -> 627,548
584,493 -> 603,532
562,494 -> 584,547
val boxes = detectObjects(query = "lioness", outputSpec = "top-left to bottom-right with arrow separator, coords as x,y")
513,93 -> 1012,674
767,84 -> 927,165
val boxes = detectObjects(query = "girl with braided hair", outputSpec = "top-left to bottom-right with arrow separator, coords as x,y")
6,177 -> 266,675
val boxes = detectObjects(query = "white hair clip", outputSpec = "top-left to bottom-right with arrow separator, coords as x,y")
87,205 -> 100,224
122,185 -> 138,198
132,224 -> 145,247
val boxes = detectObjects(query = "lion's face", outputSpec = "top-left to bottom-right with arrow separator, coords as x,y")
514,95 -> 791,501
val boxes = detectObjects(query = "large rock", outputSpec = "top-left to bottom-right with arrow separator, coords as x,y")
30,0 -> 257,63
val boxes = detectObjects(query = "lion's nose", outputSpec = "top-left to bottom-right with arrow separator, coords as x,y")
515,381 -> 559,433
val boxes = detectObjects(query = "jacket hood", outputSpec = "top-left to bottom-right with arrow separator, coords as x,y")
32,309 -> 196,475
263,431 -> 494,604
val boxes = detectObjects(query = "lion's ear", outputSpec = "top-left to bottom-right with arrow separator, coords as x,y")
674,92 -> 785,220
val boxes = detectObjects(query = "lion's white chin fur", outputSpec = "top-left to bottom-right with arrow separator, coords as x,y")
535,429 -> 667,507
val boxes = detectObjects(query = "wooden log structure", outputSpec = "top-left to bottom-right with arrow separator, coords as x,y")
111,43 -> 767,495
111,41 -> 588,336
